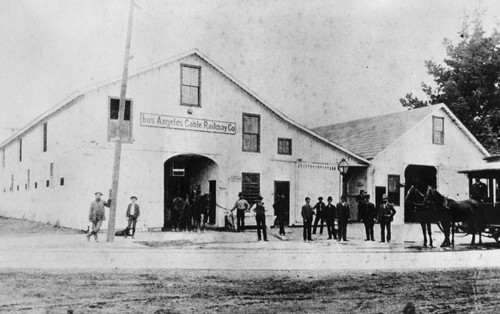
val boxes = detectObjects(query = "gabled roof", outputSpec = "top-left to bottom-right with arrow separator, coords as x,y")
0,49 -> 369,165
313,104 -> 490,160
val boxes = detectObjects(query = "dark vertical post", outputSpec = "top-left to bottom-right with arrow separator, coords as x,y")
107,0 -> 134,242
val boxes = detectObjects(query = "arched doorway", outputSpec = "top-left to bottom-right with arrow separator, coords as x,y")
163,154 -> 218,230
404,164 -> 437,222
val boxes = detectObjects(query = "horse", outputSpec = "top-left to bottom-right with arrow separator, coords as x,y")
171,196 -> 189,231
423,186 -> 486,246
192,193 -> 211,232
404,185 -> 441,248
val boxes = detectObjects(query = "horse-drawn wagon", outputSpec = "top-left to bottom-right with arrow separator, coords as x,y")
458,155 -> 500,243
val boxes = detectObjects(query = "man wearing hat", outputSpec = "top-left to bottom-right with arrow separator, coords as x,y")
377,194 -> 396,243
336,195 -> 350,241
125,196 -> 140,239
313,196 -> 326,235
231,192 -> 250,232
87,192 -> 111,242
301,197 -> 314,241
253,196 -> 268,241
359,194 -> 377,241
324,196 -> 337,240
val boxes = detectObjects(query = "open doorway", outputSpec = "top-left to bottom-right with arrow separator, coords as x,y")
404,164 -> 437,222
274,181 -> 290,225
163,154 -> 218,230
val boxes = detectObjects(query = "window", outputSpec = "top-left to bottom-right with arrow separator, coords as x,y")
278,138 -> 292,155
108,97 -> 133,142
34,182 -> 38,189
50,163 -> 54,188
387,174 -> 400,206
242,114 -> 260,152
60,178 -> 64,186
242,173 -> 260,204
19,138 -> 22,162
46,180 -> 50,187
181,64 -> 201,106
42,122 -> 48,152
432,116 -> 444,145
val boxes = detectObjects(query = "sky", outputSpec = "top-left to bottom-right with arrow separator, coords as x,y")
1,0 -> 500,142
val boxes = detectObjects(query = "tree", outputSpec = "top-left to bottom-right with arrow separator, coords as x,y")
401,17 -> 500,154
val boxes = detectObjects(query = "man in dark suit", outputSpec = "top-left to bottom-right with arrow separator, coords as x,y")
471,178 -> 487,202
377,194 -> 396,243
359,194 -> 376,241
336,195 -> 350,241
325,196 -> 337,240
301,197 -> 314,241
273,194 -> 287,236
313,196 -> 326,235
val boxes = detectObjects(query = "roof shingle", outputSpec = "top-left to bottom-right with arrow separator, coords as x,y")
313,106 -> 439,159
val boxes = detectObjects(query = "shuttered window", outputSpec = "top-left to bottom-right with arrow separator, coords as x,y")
242,173 -> 260,204
278,138 -> 292,155
108,97 -> 133,142
242,113 -> 260,152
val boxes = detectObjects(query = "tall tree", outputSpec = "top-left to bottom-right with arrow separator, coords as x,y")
401,17 -> 500,154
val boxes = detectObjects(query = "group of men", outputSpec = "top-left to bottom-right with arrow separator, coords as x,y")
87,192 -> 140,242
301,191 -> 396,243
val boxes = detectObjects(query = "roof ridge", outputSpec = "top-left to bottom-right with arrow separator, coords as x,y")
313,104 -> 439,131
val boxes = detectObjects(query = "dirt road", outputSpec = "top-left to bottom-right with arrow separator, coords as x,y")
1,217 -> 500,313
1,268 -> 500,313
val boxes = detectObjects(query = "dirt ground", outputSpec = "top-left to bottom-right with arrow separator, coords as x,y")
1,217 -> 500,313
1,268 -> 500,313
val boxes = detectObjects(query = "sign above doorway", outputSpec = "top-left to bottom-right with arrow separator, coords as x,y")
140,113 -> 236,135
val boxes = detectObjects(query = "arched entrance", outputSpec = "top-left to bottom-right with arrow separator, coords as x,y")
404,164 -> 437,222
163,154 -> 218,230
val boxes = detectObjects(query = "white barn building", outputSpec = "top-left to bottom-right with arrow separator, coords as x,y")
0,49 -> 369,230
314,104 -> 490,224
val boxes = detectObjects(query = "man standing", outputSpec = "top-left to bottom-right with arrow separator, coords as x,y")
125,196 -> 140,239
301,197 -> 314,242
325,196 -> 337,240
359,194 -> 376,241
231,192 -> 250,232
471,178 -> 487,202
336,195 -> 350,241
87,192 -> 111,242
273,194 -> 287,236
254,196 -> 268,241
313,196 -> 326,235
377,194 -> 396,243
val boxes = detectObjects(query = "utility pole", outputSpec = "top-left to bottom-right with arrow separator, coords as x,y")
107,0 -> 134,242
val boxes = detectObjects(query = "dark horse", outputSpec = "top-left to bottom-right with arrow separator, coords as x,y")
423,186 -> 486,246
405,185 -> 439,247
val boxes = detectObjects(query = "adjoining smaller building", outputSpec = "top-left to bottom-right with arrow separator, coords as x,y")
314,104 -> 490,224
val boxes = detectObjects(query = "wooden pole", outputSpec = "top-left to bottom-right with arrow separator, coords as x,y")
107,0 -> 134,242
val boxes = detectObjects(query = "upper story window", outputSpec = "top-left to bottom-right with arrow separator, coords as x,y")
181,64 -> 201,107
108,97 -> 133,142
42,122 -> 48,152
242,113 -> 260,152
278,138 -> 292,155
432,116 -> 444,145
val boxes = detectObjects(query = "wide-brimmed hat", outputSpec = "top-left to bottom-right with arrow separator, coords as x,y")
94,192 -> 103,196
382,194 -> 388,199
327,196 -> 333,201
318,196 -> 323,200
130,196 -> 138,200
257,195 -> 263,200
